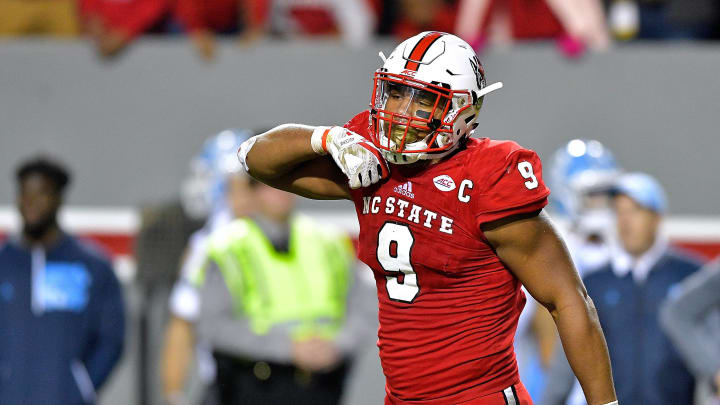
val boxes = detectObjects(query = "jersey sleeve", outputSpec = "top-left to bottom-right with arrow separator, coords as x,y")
343,110 -> 372,141
474,147 -> 550,225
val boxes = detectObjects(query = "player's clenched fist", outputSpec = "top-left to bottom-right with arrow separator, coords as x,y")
311,126 -> 389,189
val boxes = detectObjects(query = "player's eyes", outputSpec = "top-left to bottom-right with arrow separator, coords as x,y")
417,90 -> 436,105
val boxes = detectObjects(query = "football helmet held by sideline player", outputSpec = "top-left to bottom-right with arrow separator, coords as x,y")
548,139 -> 621,233
181,129 -> 252,218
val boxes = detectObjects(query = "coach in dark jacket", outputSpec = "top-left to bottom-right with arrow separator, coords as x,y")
0,157 -> 125,405
584,172 -> 702,405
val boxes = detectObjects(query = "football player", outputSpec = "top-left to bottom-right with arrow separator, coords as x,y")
238,32 -> 617,405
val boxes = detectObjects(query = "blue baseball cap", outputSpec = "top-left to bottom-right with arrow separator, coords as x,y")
612,172 -> 667,213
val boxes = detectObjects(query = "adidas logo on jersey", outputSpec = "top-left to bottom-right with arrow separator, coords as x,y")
393,181 -> 415,199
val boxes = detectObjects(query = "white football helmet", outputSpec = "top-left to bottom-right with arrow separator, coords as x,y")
370,31 -> 503,164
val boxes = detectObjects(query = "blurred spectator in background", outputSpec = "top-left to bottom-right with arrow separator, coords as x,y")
376,0 -> 457,40
0,157 -> 125,405
607,0 -> 720,40
172,0 -> 375,60
455,0 -> 609,58
573,172 -> 703,405
162,129 -> 255,405
197,182 -> 375,405
661,257 -> 720,405
171,0 -> 260,61
253,0 -> 375,46
135,144 -> 216,405
0,0 -> 79,36
539,139 -> 622,405
79,0 -> 172,58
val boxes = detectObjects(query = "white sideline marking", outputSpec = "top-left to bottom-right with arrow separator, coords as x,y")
1,206 -> 719,241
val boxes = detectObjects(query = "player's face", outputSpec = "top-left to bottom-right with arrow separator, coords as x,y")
226,173 -> 255,218
580,191 -> 611,211
380,82 -> 447,149
614,194 -> 660,256
255,183 -> 295,222
17,174 -> 61,234
574,191 -> 614,240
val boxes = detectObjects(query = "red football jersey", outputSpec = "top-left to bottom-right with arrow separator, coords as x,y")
344,111 -> 550,404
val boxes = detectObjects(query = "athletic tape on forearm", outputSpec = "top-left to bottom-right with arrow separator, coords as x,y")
237,136 -> 259,172
600,401 -> 618,405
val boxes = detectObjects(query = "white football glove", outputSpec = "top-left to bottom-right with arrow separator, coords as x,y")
311,126 -> 389,189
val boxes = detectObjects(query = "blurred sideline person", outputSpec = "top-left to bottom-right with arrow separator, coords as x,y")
0,157 -> 125,405
196,182 -> 375,405
135,138 -> 215,405
162,129 -> 255,405
661,257 -> 720,405
538,139 -> 622,405
576,172 -> 703,405
239,31 -> 617,404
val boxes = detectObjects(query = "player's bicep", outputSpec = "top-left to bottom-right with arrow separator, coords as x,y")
482,211 -> 586,312
261,156 -> 351,200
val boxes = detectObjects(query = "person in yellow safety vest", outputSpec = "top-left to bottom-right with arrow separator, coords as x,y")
163,129 -> 257,405
195,181 -> 377,405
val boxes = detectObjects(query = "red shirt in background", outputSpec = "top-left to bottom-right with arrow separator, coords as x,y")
80,0 -> 171,38
479,0 -> 563,39
507,0 -> 563,39
171,0 -> 338,36
173,0 -> 243,33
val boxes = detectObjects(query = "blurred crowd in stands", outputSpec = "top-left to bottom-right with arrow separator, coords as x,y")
1,0 -> 719,60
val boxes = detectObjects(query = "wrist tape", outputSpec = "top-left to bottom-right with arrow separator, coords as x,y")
310,126 -> 334,155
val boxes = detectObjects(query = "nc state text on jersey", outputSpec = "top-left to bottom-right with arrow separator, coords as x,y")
361,196 -> 454,234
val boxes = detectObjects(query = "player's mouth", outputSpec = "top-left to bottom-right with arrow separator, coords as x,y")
387,125 -> 426,149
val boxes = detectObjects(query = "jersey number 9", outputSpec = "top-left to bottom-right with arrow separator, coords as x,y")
517,161 -> 538,189
377,222 -> 419,303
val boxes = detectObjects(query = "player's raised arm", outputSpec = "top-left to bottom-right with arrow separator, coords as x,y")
240,125 -> 349,199
239,124 -> 388,200
483,211 -> 618,405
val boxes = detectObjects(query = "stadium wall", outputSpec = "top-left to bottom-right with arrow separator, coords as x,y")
1,40 -> 719,215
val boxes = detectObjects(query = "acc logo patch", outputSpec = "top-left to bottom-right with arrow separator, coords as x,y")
433,175 -> 456,191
